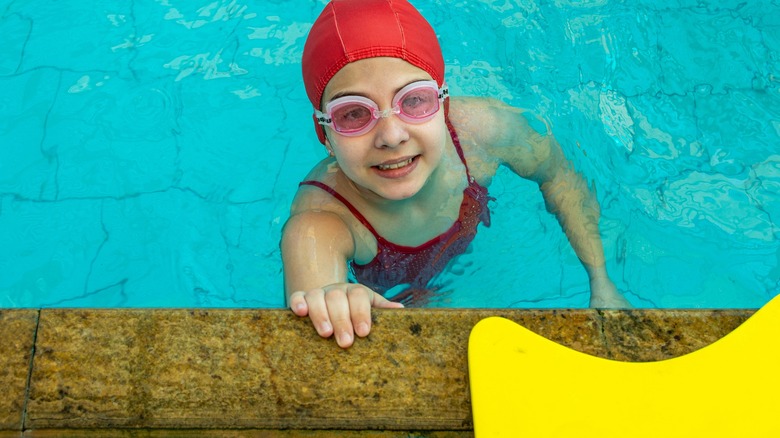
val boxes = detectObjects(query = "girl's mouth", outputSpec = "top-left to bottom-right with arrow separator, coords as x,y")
375,156 -> 416,170
372,155 -> 420,179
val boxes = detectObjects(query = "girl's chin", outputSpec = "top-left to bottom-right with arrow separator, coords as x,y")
366,180 -> 425,201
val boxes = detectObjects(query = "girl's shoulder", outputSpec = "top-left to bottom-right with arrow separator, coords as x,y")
287,158 -> 380,264
447,97 -> 513,183
448,96 -> 533,148
290,158 -> 345,214
448,96 -> 553,180
290,159 -> 375,234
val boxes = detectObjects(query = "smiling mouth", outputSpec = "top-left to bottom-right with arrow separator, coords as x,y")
375,156 -> 416,171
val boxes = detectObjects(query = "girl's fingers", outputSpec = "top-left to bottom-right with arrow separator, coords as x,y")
371,292 -> 405,309
288,291 -> 309,316
347,286 -> 373,338
304,288 -> 334,338
289,284 -> 404,348
324,287 -> 354,348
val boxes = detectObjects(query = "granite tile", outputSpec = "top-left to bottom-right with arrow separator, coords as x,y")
489,309 -> 608,357
0,310 -> 38,431
599,309 -> 753,361
28,309 -> 269,430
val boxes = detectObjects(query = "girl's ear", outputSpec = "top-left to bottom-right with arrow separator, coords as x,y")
324,134 -> 335,156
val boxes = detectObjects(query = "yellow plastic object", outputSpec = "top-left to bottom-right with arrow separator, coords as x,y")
468,294 -> 780,437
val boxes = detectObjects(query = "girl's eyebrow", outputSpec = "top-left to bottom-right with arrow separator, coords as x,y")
327,78 -> 431,102
329,89 -> 369,101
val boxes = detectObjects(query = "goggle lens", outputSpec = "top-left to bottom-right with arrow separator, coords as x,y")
398,86 -> 440,119
330,102 -> 375,133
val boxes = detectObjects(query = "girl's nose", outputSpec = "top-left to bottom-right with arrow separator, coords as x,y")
373,111 -> 410,148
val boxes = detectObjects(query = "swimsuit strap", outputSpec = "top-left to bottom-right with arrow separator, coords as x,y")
298,180 -> 385,241
446,117 -> 474,182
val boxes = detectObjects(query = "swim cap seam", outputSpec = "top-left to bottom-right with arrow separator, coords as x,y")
331,1 -> 348,71
317,2 -> 349,110
389,0 -> 407,53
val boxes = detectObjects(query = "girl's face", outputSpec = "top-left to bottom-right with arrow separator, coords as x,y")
321,57 -> 448,202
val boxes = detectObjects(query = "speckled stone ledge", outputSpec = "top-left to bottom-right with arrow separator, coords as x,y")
0,307 -> 754,436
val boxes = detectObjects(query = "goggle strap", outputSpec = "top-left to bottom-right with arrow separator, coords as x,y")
314,110 -> 331,125
439,84 -> 449,101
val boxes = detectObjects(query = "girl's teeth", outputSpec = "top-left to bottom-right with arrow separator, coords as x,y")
378,158 -> 413,170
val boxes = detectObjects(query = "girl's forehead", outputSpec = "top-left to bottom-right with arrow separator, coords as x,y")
323,58 -> 433,101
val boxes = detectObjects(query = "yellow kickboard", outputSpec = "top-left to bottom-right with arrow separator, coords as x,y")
468,294 -> 780,437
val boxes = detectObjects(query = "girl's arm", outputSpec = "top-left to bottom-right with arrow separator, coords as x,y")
452,98 -> 631,308
281,209 -> 402,348
527,134 -> 631,308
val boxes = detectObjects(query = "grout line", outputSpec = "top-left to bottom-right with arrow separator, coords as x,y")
594,309 -> 613,360
20,308 -> 41,432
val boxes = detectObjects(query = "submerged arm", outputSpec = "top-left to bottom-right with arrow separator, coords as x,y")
463,98 -> 630,307
531,135 -> 630,307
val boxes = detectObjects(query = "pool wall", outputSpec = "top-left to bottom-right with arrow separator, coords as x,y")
1,307 -> 752,436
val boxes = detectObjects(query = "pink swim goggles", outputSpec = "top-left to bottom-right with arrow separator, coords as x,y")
315,80 -> 449,137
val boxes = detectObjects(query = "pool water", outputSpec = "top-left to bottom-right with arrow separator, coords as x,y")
1,0 -> 778,309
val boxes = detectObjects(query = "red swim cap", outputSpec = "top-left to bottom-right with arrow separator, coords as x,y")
302,0 -> 445,144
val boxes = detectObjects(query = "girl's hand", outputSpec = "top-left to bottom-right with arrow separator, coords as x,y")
589,275 -> 632,308
288,283 -> 404,348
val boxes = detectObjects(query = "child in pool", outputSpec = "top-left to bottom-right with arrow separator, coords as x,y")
281,0 -> 631,348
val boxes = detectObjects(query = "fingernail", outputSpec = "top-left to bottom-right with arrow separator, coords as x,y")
338,331 -> 353,347
320,321 -> 332,334
355,322 -> 369,337
294,302 -> 306,313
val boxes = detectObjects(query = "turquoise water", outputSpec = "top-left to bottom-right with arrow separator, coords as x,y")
1,0 -> 778,309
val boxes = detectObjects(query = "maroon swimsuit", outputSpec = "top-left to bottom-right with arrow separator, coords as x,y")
299,121 -> 491,305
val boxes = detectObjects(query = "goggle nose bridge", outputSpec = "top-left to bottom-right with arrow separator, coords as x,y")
372,106 -> 402,120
